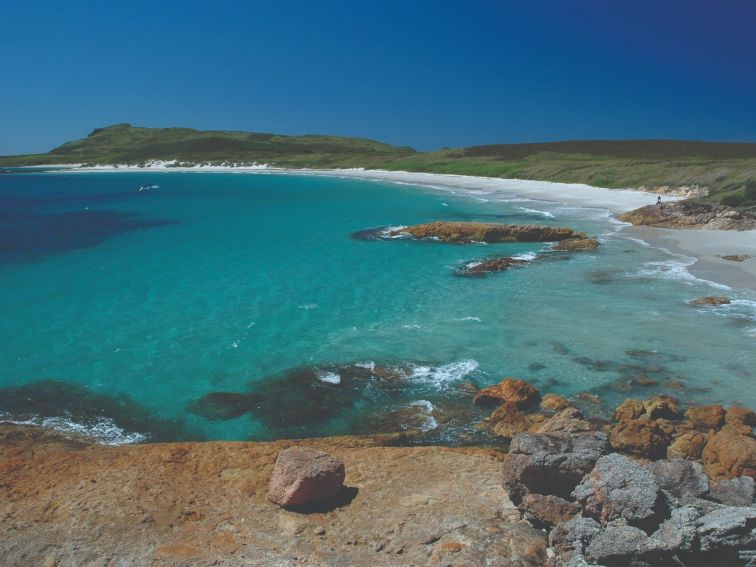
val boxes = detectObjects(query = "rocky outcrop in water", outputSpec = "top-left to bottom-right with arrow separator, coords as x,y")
617,200 -> 756,230
457,256 -> 526,276
354,221 -> 588,243
553,238 -> 601,251
689,296 -> 732,306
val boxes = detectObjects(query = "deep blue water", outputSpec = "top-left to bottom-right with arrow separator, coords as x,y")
0,170 -> 754,444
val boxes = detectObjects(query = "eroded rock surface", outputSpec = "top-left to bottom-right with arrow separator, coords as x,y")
618,200 -> 756,230
0,424 -> 544,567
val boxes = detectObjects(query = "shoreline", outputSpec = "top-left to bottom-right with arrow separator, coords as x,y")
627,225 -> 756,293
39,164 -> 756,292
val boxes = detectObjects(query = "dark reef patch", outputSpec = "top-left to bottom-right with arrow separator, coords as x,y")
0,379 -> 198,442
187,362 -> 488,443
0,209 -> 177,263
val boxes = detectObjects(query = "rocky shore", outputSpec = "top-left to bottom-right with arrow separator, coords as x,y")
618,200 -> 756,230
2,376 -> 754,566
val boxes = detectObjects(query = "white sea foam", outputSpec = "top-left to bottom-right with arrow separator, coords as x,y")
511,252 -> 538,261
402,323 -> 422,330
517,206 -> 555,218
356,360 -> 376,370
460,316 -> 482,322
405,359 -> 479,389
632,259 -> 731,290
298,303 -> 318,310
317,371 -> 342,384
0,414 -> 147,445
380,226 -> 409,239
408,400 -> 439,431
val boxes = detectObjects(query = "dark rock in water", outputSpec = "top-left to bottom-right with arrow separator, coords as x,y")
720,254 -> 751,262
0,379 -> 195,442
456,256 -> 526,277
572,454 -> 664,529
553,238 -> 600,251
641,459 -> 709,498
552,342 -> 571,355
548,516 -> 602,556
266,447 -> 345,508
528,362 -> 547,372
395,221 -> 588,243
502,431 -> 610,504
689,296 -> 732,306
187,392 -> 264,421
584,523 -> 662,567
707,476 -> 755,507
473,377 -> 541,409
521,494 -> 581,528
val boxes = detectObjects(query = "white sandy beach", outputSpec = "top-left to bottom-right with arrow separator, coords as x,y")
42,164 -> 756,292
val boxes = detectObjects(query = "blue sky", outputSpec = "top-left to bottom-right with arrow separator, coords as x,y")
1,0 -> 755,154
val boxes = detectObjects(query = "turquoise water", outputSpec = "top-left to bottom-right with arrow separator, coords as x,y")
1,170 -> 754,443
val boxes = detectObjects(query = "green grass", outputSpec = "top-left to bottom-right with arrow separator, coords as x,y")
2,125 -> 755,207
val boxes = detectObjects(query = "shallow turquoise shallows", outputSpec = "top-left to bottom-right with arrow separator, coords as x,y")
0,170 -> 754,443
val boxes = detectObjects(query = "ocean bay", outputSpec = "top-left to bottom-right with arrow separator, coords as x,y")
1,170 -> 754,443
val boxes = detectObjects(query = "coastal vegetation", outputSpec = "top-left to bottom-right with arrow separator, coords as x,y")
2,124 -> 755,208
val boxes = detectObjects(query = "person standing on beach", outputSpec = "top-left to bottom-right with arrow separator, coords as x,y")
656,195 -> 662,206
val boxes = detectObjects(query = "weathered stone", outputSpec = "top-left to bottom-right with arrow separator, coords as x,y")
1,423 -> 542,567
618,200 -> 756,230
585,524 -> 662,567
697,506 -> 756,553
478,402 -> 533,438
614,399 -> 645,421
707,476 -> 755,506
651,505 -> 702,553
609,418 -> 670,458
725,406 -> 756,428
541,394 -> 573,412
642,459 -> 709,498
572,454 -> 664,529
702,425 -> 756,480
521,494 -> 581,528
667,431 -> 707,460
613,396 -> 680,422
643,396 -> 681,420
688,296 -> 732,306
267,447 -> 345,507
686,405 -> 726,430
502,432 -> 610,505
553,238 -> 600,251
473,378 -> 540,409
529,407 -> 594,435
549,516 -> 602,556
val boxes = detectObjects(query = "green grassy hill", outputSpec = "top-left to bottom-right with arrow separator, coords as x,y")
2,126 -> 755,207
0,123 -> 416,168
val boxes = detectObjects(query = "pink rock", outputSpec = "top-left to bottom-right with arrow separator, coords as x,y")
267,447 -> 345,507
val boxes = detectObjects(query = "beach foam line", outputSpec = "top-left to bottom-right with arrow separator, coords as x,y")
0,414 -> 147,445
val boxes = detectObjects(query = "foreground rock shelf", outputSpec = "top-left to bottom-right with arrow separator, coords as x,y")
2,376 -> 755,566
0,425 -> 545,567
